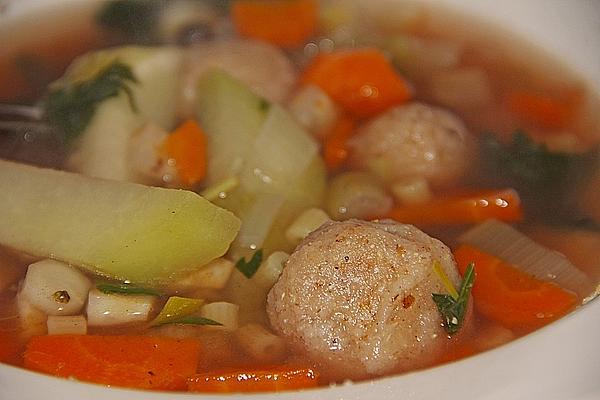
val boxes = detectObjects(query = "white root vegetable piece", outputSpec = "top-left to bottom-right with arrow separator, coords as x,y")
182,39 -> 296,117
200,302 -> 239,331
17,290 -> 47,340
169,258 -> 235,292
390,178 -> 433,205
326,172 -> 393,220
285,208 -> 330,246
234,323 -> 287,363
224,251 -> 289,325
86,289 -> 157,327
252,251 -> 289,290
65,46 -> 183,182
127,122 -> 179,186
0,159 -> 240,287
21,259 -> 91,316
288,85 -> 340,138
47,315 -> 87,335
430,67 -> 493,109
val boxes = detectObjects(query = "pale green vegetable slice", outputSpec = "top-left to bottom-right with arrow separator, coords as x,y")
196,68 -> 269,185
151,296 -> 204,326
63,46 -> 183,182
196,70 -> 326,259
0,159 -> 241,287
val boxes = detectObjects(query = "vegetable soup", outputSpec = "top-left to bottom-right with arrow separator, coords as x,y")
0,0 -> 599,393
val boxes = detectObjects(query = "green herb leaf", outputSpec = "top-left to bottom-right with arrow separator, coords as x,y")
44,61 -> 138,143
96,282 -> 161,297
480,131 -> 598,197
235,249 -> 263,279
162,315 -> 222,326
432,263 -> 475,335
96,0 -> 163,43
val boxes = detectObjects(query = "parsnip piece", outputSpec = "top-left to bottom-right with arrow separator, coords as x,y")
87,289 -> 156,326
0,159 -> 241,286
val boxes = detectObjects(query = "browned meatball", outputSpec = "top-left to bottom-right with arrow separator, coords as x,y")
267,219 -> 465,379
348,102 -> 472,188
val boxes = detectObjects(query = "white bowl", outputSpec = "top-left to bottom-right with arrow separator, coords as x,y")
1,1 -> 599,399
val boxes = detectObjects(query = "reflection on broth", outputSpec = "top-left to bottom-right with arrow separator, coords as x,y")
0,0 -> 599,393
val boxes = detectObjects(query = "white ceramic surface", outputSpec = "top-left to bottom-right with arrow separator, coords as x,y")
1,1 -> 599,399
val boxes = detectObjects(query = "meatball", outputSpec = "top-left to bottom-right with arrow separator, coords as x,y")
348,102 -> 472,188
267,219 -> 465,379
179,39 -> 296,117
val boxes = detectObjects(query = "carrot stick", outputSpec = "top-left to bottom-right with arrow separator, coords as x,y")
383,188 -> 523,225
323,116 -> 356,171
454,244 -> 578,331
188,366 -> 319,393
162,119 -> 207,186
24,335 -> 201,390
506,90 -> 580,130
231,0 -> 318,48
302,48 -> 413,119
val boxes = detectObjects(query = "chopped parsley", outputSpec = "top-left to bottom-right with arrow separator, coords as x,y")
432,262 -> 475,335
235,249 -> 264,279
480,131 -> 597,197
44,61 -> 138,143
96,282 -> 161,297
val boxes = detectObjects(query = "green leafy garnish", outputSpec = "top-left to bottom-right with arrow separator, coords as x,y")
44,61 -> 138,143
235,249 -> 263,279
159,316 -> 222,326
96,0 -> 163,43
96,282 -> 161,297
480,131 -> 597,196
432,262 -> 475,335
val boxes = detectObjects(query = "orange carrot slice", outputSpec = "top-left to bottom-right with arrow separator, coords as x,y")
188,366 -> 319,393
231,0 -> 318,48
302,48 -> 413,118
384,188 -> 523,225
506,90 -> 581,130
454,244 -> 578,331
323,116 -> 356,171
162,119 -> 207,186
24,335 -> 201,390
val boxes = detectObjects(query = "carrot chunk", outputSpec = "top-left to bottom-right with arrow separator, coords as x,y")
24,335 -> 201,390
188,366 -> 319,393
323,116 -> 356,171
162,119 -> 207,186
506,90 -> 581,130
454,244 -> 578,331
231,0 -> 318,48
302,49 -> 413,118
383,188 -> 523,225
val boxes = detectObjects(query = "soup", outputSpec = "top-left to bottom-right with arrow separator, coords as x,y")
0,0 -> 599,393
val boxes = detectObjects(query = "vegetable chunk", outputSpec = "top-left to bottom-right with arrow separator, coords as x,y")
0,159 -> 240,286
24,335 -> 201,390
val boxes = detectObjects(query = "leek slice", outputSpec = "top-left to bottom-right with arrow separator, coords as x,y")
151,296 -> 204,326
459,219 -> 594,296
